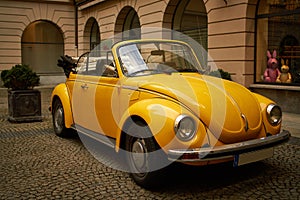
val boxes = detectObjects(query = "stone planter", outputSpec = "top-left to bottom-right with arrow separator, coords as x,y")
8,89 -> 42,122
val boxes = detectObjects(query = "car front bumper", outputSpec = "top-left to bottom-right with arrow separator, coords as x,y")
168,130 -> 291,163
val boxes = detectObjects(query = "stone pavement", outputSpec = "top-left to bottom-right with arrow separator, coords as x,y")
0,86 -> 299,199
282,112 -> 300,138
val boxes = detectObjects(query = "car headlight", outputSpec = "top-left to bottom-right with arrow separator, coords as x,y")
266,104 -> 282,126
174,115 -> 196,141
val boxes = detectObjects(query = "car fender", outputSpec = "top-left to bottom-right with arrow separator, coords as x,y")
50,83 -> 74,128
115,98 -> 207,153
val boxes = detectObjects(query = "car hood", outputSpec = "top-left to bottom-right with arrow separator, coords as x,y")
131,73 -> 262,143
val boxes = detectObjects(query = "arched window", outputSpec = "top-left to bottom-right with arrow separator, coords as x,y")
173,0 -> 207,50
90,19 -> 100,50
123,8 -> 140,40
22,20 -> 64,74
83,17 -> 100,56
171,0 -> 207,68
115,7 -> 141,41
256,0 -> 300,84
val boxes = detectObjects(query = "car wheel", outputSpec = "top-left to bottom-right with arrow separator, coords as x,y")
52,99 -> 71,137
125,121 -> 168,188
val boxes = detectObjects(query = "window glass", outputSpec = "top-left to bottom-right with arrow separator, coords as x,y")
89,19 -> 101,57
77,52 -> 115,77
256,0 -> 300,84
118,41 -> 203,77
173,0 -> 207,49
122,8 -> 140,40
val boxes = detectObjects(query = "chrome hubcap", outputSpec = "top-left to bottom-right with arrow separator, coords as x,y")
54,107 -> 63,133
131,139 -> 147,172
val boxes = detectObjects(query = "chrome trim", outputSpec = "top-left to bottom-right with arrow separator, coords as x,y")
241,114 -> 249,131
80,83 -> 89,89
73,124 -> 116,149
122,85 -> 138,90
168,130 -> 290,162
266,104 -> 282,126
174,115 -> 196,141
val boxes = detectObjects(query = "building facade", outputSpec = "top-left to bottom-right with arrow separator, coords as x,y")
0,0 -> 299,112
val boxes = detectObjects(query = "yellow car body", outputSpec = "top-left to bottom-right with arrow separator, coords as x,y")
50,39 -> 290,188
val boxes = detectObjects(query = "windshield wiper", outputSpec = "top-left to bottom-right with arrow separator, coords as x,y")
177,68 -> 199,73
128,69 -> 159,77
128,69 -> 174,77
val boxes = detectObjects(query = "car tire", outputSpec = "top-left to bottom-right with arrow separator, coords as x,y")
125,121 -> 169,188
52,99 -> 72,137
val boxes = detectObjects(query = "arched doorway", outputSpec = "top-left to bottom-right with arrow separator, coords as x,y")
172,0 -> 207,50
83,17 -> 100,56
21,20 -> 64,74
163,0 -> 208,67
115,6 -> 141,40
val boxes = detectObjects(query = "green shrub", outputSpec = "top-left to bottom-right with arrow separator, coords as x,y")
1,64 -> 40,90
209,69 -> 232,81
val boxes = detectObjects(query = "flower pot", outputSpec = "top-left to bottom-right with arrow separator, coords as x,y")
8,89 -> 42,122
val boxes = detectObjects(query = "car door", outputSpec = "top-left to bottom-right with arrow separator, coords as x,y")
72,55 -> 120,140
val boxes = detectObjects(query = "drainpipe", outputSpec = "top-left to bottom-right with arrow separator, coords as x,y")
73,0 -> 79,57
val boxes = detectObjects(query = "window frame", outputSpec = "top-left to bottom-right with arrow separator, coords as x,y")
254,0 -> 300,86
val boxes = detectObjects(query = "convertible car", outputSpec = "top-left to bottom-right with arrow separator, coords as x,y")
50,39 -> 290,188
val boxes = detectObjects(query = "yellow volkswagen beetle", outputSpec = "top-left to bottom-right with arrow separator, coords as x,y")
50,39 -> 290,188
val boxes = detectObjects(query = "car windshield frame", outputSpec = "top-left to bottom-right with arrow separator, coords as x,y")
116,40 -> 204,77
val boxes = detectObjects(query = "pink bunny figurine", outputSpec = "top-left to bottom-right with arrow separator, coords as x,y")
264,50 -> 280,82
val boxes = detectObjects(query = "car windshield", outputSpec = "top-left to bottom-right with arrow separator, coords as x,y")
118,41 -> 204,77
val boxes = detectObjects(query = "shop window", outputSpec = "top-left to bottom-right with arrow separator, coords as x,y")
256,0 -> 300,85
21,20 -> 64,74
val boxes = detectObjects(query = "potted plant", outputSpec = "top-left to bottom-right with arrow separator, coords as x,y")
0,64 -> 42,122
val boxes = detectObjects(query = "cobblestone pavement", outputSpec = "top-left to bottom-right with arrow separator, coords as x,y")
0,88 -> 300,199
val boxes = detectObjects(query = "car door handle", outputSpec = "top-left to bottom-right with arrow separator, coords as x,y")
81,84 -> 88,89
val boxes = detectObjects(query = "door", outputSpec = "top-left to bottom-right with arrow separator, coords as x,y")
71,55 -> 120,139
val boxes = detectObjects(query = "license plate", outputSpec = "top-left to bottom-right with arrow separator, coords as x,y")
233,148 -> 274,167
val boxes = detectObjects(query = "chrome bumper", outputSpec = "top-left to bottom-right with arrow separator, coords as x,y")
168,130 -> 291,162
